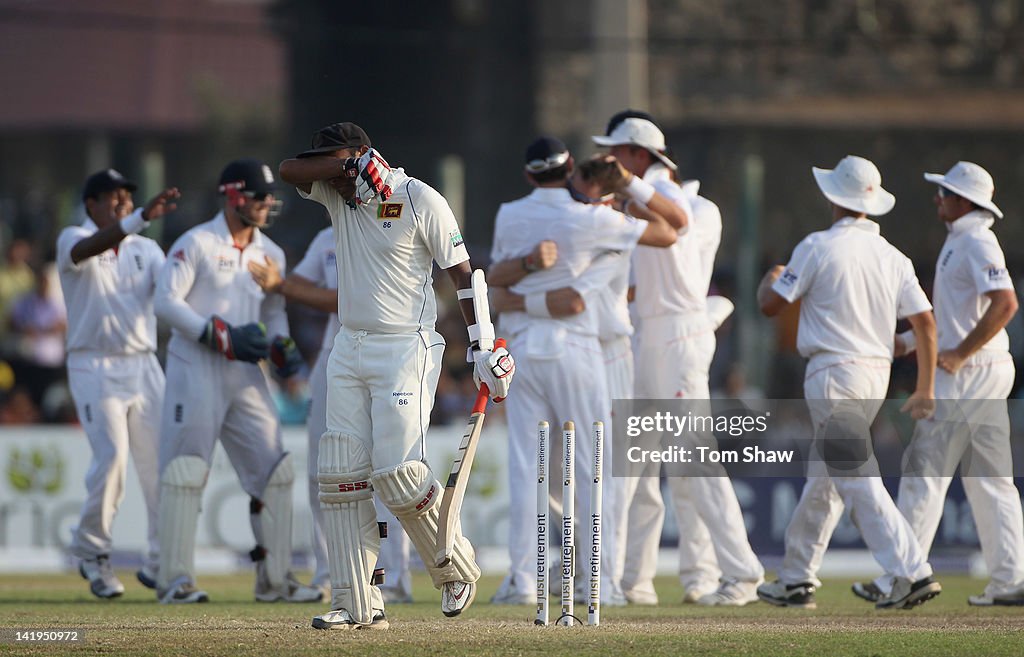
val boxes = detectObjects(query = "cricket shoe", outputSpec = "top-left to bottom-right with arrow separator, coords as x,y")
255,572 -> 324,603
158,580 -> 209,604
683,582 -> 717,603
489,589 -> 534,605
756,580 -> 817,609
623,588 -> 659,606
136,565 -> 158,590
441,580 -> 477,617
697,578 -> 760,607
79,556 -> 124,599
851,581 -> 883,603
312,608 -> 388,630
876,576 -> 941,610
968,588 -> 1024,606
381,587 -> 414,604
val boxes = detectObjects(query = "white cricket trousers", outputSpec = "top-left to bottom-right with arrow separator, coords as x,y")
626,314 -> 762,599
779,355 -> 932,587
895,351 -> 1023,596
500,331 -> 620,598
307,343 -> 412,593
68,351 -> 163,570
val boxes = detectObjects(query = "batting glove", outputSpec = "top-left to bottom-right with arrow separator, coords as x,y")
199,315 -> 269,363
269,335 -> 303,378
472,346 -> 515,402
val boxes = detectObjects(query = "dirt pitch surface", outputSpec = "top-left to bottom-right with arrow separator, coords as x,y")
2,573 -> 1022,656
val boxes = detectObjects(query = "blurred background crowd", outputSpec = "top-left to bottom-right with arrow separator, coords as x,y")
2,0 -> 1024,426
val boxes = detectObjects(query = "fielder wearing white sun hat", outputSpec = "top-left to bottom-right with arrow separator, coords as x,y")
923,161 -> 1003,219
592,117 -> 678,171
812,155 -> 896,216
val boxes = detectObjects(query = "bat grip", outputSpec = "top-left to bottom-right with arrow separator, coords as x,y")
471,337 -> 506,414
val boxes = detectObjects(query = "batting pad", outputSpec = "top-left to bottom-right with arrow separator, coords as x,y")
157,455 -> 209,591
318,431 -> 382,624
251,453 -> 295,596
371,460 -> 482,589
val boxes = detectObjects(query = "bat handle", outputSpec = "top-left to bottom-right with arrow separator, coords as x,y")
471,337 -> 506,414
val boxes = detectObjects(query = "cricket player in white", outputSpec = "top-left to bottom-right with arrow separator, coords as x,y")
154,158 -> 321,605
60,169 -> 178,598
756,155 -> 942,610
853,162 -> 1024,606
249,226 -> 415,603
279,122 -> 514,630
488,139 -> 679,606
594,117 -> 764,606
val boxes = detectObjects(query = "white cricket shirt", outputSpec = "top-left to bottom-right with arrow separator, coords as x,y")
772,216 -> 932,360
57,217 -> 165,354
630,163 -> 703,319
490,187 -> 647,339
155,212 -> 288,346
292,226 -> 341,351
933,210 -> 1013,352
682,180 -> 723,301
300,169 -> 469,334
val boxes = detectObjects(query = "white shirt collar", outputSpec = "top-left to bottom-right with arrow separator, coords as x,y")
213,211 -> 263,247
947,209 -> 995,234
832,216 -> 880,234
643,162 -> 673,183
529,187 -> 572,201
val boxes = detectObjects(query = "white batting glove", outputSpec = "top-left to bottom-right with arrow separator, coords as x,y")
473,346 -> 515,402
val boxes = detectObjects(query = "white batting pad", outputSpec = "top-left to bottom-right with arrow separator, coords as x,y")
318,431 -> 382,624
252,453 -> 295,595
371,460 -> 481,589
157,455 -> 209,591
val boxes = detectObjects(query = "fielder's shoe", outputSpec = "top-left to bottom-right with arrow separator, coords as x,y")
876,576 -> 941,610
851,581 -> 884,603
136,565 -> 158,590
441,580 -> 477,617
697,578 -> 760,607
683,584 -> 717,604
605,586 -> 629,607
255,572 -> 324,603
381,587 -> 414,604
623,588 -> 659,606
79,556 -> 124,599
158,581 -> 209,604
311,608 -> 388,630
489,589 -> 534,605
756,580 -> 817,609
968,589 -> 1024,606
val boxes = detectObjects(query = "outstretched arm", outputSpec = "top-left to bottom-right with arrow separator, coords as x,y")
71,188 -> 180,264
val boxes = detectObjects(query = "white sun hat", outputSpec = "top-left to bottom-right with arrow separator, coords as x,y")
592,118 -> 677,171
923,161 -> 1002,219
812,155 -> 896,216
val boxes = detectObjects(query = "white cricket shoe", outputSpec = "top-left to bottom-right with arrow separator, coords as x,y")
968,588 -> 1024,606
441,581 -> 477,617
851,581 -> 883,603
380,587 -> 414,604
489,588 -> 534,605
158,580 -> 209,604
697,578 -> 760,607
757,580 -> 816,609
312,608 -> 388,630
79,556 -> 124,599
136,565 -> 158,590
255,572 -> 325,603
623,588 -> 659,606
876,576 -> 941,610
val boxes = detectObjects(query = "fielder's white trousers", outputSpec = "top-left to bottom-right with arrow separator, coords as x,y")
307,344 -> 411,593
779,355 -> 932,587
625,314 -> 762,598
68,352 -> 163,571
499,330 -> 620,599
885,351 -> 1023,596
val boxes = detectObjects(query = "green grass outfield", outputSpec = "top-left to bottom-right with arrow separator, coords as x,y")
1,573 -> 1022,656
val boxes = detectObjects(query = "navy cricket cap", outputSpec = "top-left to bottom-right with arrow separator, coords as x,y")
218,158 -> 278,195
82,169 -> 137,201
297,122 -> 372,158
524,136 -> 570,173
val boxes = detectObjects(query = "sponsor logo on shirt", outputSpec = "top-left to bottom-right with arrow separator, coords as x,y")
377,203 -> 403,219
449,229 -> 464,249
134,254 -> 144,271
98,252 -> 117,266
940,248 -> 953,270
172,249 -> 186,262
779,268 -> 798,287
216,255 -> 235,271
983,264 -> 1009,281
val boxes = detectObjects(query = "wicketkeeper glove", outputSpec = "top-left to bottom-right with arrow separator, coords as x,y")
472,346 -> 515,403
269,335 -> 303,378
198,315 -> 269,363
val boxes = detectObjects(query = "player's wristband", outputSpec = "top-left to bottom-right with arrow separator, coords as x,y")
624,176 -> 656,205
898,329 -> 917,355
524,292 -> 552,319
119,208 -> 150,235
